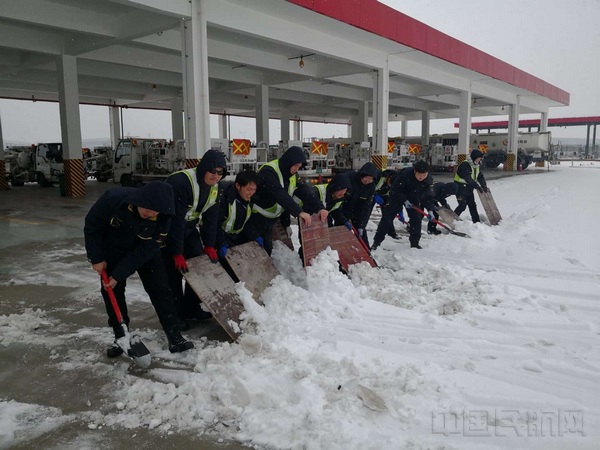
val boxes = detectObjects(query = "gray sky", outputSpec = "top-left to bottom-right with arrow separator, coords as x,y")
383,0 -> 600,137
1,0 -> 598,145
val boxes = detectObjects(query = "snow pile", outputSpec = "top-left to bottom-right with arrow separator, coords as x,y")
0,162 -> 598,449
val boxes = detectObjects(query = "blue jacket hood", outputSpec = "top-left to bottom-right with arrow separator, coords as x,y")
128,181 -> 174,215
328,173 -> 351,193
358,162 -> 379,179
196,149 -> 228,181
278,146 -> 307,177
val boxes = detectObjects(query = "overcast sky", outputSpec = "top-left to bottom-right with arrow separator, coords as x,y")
1,0 -> 598,146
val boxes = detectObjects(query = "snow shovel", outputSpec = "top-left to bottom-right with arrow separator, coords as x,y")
352,224 -> 379,267
411,206 -> 471,238
101,270 -> 151,368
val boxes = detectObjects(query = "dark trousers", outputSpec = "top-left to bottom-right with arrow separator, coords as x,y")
101,250 -> 179,337
454,184 -> 480,223
356,228 -> 370,248
427,210 -> 440,232
374,204 -> 423,246
248,213 -> 276,256
163,224 -> 204,318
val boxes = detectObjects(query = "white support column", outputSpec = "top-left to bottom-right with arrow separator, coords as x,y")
182,0 -> 210,162
401,120 -> 408,137
0,117 -> 7,190
352,101 -> 369,142
255,84 -> 269,146
0,119 -> 4,158
293,119 -> 301,141
109,102 -> 121,149
57,54 -> 84,196
217,114 -> 228,139
372,64 -> 389,157
280,110 -> 290,142
540,111 -> 548,132
171,96 -> 184,142
57,55 -> 83,160
507,98 -> 520,171
421,111 -> 430,147
458,90 -> 472,162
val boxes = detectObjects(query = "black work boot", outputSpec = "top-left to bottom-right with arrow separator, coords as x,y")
165,328 -> 194,353
107,325 -> 126,358
410,239 -> 422,249
427,227 -> 441,235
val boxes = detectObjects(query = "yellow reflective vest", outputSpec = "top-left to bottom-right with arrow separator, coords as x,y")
454,161 -> 479,185
252,160 -> 297,218
177,168 -> 220,222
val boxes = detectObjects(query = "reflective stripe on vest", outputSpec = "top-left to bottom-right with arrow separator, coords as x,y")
315,183 -> 342,212
222,199 -> 252,234
314,184 -> 327,205
178,168 -> 219,222
253,160 -> 297,218
454,161 -> 479,185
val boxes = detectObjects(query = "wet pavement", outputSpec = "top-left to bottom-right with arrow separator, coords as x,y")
0,167 -> 541,448
0,181 -> 247,449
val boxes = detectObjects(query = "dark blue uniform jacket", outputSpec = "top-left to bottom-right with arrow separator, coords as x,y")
84,182 -> 174,282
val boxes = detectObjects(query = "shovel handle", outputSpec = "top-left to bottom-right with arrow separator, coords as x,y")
411,205 -> 453,233
351,225 -> 379,268
101,270 -> 124,324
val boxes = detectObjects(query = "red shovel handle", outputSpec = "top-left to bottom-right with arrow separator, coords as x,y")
351,225 -> 379,267
351,225 -> 370,253
411,205 -> 451,232
101,269 -> 123,324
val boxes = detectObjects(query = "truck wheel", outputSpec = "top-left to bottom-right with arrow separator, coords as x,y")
37,172 -> 50,187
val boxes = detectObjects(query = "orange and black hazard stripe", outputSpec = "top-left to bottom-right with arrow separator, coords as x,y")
371,154 -> 387,171
185,158 -> 199,168
64,159 -> 86,197
0,160 -> 9,190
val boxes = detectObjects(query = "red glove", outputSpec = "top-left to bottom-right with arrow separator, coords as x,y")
172,254 -> 188,273
203,246 -> 218,263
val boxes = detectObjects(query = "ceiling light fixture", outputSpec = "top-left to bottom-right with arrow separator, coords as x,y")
288,53 -> 315,69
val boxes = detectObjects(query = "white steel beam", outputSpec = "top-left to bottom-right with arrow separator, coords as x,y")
56,54 -> 83,160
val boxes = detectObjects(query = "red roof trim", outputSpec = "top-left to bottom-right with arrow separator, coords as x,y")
287,0 -> 569,105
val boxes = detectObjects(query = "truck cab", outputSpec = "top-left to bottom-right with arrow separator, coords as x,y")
113,138 -> 169,186
35,143 -> 64,186
9,143 -> 63,187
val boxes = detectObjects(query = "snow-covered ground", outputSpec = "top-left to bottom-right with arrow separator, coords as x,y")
1,162 -> 599,449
